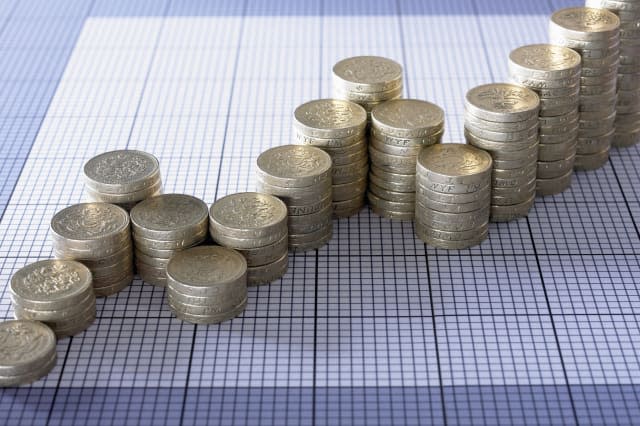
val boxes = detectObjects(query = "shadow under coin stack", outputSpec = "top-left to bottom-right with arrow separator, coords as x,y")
464,83 -> 540,222
415,144 -> 492,249
508,44 -> 582,196
0,320 -> 57,387
293,99 -> 368,218
586,0 -> 640,147
332,56 -> 403,121
256,145 -> 333,251
130,194 -> 209,287
368,99 -> 445,221
83,150 -> 162,210
51,203 -> 133,296
166,246 -> 248,325
209,192 -> 288,286
550,7 -> 621,170
10,260 -> 96,338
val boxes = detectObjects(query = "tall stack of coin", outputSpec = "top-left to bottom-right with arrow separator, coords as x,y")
166,246 -> 247,325
464,83 -> 540,222
550,7 -> 621,169
508,44 -> 582,195
332,56 -> 403,120
586,0 -> 640,147
51,202 -> 133,296
415,144 -> 492,249
130,194 -> 208,287
256,145 -> 333,251
0,320 -> 57,386
293,99 -> 368,218
209,192 -> 288,286
83,150 -> 162,210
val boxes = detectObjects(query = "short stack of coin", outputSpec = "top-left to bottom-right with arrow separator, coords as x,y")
130,194 -> 208,287
0,320 -> 57,386
166,246 -> 248,325
508,44 -> 582,195
586,0 -> 640,147
332,56 -> 403,120
368,99 -> 445,220
83,150 -> 162,210
550,7 -> 621,170
464,83 -> 540,222
51,202 -> 133,296
415,144 -> 492,249
10,260 -> 96,338
293,99 -> 368,218
256,145 -> 333,251
209,192 -> 288,286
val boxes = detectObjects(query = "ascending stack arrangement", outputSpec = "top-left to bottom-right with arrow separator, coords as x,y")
550,7 -> 621,170
332,56 -> 403,119
10,260 -> 96,338
368,99 -> 445,220
586,0 -> 640,147
50,202 -> 133,296
508,44 -> 582,195
256,145 -> 333,251
464,83 -> 540,222
0,320 -> 57,386
209,192 -> 289,286
166,246 -> 248,325
415,144 -> 492,249
130,194 -> 209,287
293,99 -> 368,218
83,150 -> 162,210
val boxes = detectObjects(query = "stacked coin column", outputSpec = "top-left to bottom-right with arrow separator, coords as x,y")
550,7 -> 621,170
130,194 -> 209,287
508,44 -> 582,195
0,321 -> 57,386
293,99 -> 368,218
586,0 -> 640,147
209,193 -> 289,286
50,203 -> 134,296
256,145 -> 333,251
415,144 -> 492,249
464,83 -> 540,222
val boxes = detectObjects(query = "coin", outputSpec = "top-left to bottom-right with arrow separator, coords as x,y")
490,195 -> 536,222
247,252 -> 289,286
537,155 -> 576,179
416,182 -> 491,204
234,234 -> 288,267
256,145 -> 332,188
464,83 -> 540,122
369,205 -> 414,221
169,298 -> 247,325
509,44 -> 582,79
83,150 -> 161,194
332,56 -> 403,93
0,320 -> 56,382
371,99 -> 444,138
416,224 -> 488,250
537,170 -> 573,196
417,143 -> 493,185
550,8 -> 620,40
369,182 -> 416,203
574,148 -> 610,170
130,194 -> 209,240
367,191 -> 414,213
293,99 -> 367,139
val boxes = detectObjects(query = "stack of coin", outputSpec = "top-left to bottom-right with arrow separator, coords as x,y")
130,194 -> 208,287
256,145 -> 333,251
83,150 -> 162,210
51,202 -> 133,296
550,7 -> 621,170
166,246 -> 247,325
10,260 -> 96,339
464,83 -> 540,222
508,44 -> 582,195
332,56 -> 403,119
293,99 -> 368,218
368,99 -> 445,221
209,192 -> 289,286
0,320 -> 57,386
415,144 -> 492,249
586,0 -> 640,147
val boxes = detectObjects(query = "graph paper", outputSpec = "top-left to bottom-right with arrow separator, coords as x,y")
0,0 -> 639,425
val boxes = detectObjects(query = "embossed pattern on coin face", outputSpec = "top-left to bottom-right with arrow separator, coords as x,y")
210,193 -> 287,231
167,246 -> 247,287
10,260 -> 92,302
551,7 -> 620,34
418,144 -> 493,177
509,44 -> 582,72
0,320 -> 56,368
465,83 -> 540,116
257,145 -> 332,180
293,99 -> 367,137
131,194 -> 208,232
333,56 -> 403,87
84,150 -> 159,186
371,99 -> 444,134
51,203 -> 129,241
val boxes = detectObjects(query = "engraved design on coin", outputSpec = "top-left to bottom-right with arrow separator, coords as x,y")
334,56 -> 402,84
133,195 -> 207,231
168,247 -> 246,285
258,146 -> 331,178
296,100 -> 360,128
84,150 -> 158,184
0,321 -> 54,365
373,100 -> 444,129
16,261 -> 81,296
212,194 -> 286,229
424,145 -> 492,176
468,84 -> 538,113
52,204 -> 127,240
512,45 -> 580,70
552,7 -> 619,32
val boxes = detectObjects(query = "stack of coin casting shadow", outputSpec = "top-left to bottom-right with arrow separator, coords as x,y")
550,7 -> 621,170
464,83 -> 541,222
0,321 -> 57,386
10,260 -> 96,338
256,145 -> 333,251
509,44 -> 582,195
209,192 -> 289,286
415,144 -> 493,249
50,202 -> 134,296
293,99 -> 368,218
166,246 -> 248,324
130,194 -> 209,287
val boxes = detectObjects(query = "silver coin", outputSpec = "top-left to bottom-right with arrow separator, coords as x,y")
83,150 -> 160,194
136,262 -> 167,287
371,99 -> 445,138
89,255 -> 134,279
368,146 -> 417,174
489,142 -> 539,161
574,148 -> 610,170
294,129 -> 366,148
136,242 -> 193,260
539,110 -> 579,126
169,298 -> 247,325
332,56 -> 403,93
370,127 -> 444,147
509,44 -> 582,79
537,170 -> 573,196
130,194 -> 208,241
415,221 -> 489,242
333,85 -> 403,102
0,320 -> 57,379
93,274 -> 133,296
537,155 -> 576,179
329,148 -> 368,167
333,194 -> 366,212
535,84 -> 581,98
368,171 -> 414,193
492,169 -> 538,188
370,166 -> 416,189
540,103 -> 581,117
539,93 -> 580,109
492,153 -> 539,170
289,227 -> 333,251
0,352 -> 57,387
509,73 -> 581,89
247,252 -> 288,286
464,110 -> 539,132
465,83 -> 540,123
319,138 -> 367,156
417,194 -> 489,214
288,205 -> 332,235
132,228 -> 207,251
293,99 -> 367,139
586,0 -> 640,12
416,174 -> 488,195
369,181 -> 416,203
490,194 -> 536,222
464,129 -> 538,152
550,8 -> 620,40
288,222 -> 333,244
416,203 -> 490,225
416,182 -> 491,204
234,234 -> 288,267
417,143 -> 492,185
333,203 -> 365,219
540,130 -> 578,145
134,250 -> 170,269
540,117 -> 579,135
332,156 -> 369,180
84,178 -> 162,204
256,178 -> 331,205
369,205 -> 414,221
287,194 -> 332,216
369,137 -> 422,156
256,145 -> 332,189
367,191 -> 414,213
576,129 -> 615,154
332,176 -> 367,201
416,225 -> 488,250
463,120 -> 539,142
